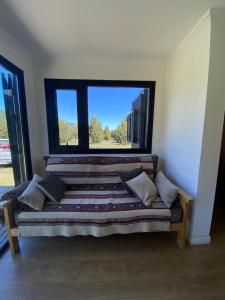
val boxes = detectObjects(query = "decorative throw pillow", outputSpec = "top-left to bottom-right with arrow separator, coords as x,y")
119,167 -> 143,194
119,166 -> 143,182
155,171 -> 178,208
17,174 -> 45,211
36,174 -> 66,203
126,172 -> 157,206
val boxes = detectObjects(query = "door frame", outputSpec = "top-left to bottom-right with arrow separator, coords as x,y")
0,54 -> 32,181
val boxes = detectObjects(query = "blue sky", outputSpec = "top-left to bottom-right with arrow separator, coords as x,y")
57,90 -> 78,124
57,87 -> 144,130
88,87 -> 143,129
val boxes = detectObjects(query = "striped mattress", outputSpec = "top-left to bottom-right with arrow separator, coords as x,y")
17,155 -> 171,237
17,183 -> 171,237
44,154 -> 157,185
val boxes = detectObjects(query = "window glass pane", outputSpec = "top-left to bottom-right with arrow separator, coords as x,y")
56,90 -> 78,145
88,87 -> 149,149
0,66 -> 14,186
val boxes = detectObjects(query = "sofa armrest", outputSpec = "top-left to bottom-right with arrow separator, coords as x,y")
178,189 -> 193,214
176,189 -> 193,248
0,200 -> 12,209
170,188 -> 193,248
0,181 -> 30,227
0,197 -> 20,255
0,181 -> 30,202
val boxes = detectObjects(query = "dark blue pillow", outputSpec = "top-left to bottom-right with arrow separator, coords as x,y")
37,174 -> 66,203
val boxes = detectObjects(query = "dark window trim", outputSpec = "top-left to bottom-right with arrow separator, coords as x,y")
45,79 -> 156,154
0,55 -> 32,179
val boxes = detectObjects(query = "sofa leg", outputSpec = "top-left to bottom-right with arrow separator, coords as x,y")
3,205 -> 20,255
8,236 -> 20,255
177,229 -> 186,248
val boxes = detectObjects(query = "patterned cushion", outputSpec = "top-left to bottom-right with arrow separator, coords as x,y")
45,154 -> 157,185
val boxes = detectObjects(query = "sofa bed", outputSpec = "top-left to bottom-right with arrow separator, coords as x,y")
0,154 -> 192,255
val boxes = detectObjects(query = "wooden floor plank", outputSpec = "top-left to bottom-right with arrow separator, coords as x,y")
0,227 -> 225,300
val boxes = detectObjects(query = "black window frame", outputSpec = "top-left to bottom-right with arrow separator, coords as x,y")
0,54 -> 32,180
45,79 -> 155,154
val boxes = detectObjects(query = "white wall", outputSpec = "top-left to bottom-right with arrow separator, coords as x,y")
190,8 -> 225,244
34,58 -> 165,171
161,13 -> 210,196
160,13 -> 211,243
0,28 -> 40,173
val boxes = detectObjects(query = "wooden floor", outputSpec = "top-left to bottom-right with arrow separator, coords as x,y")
0,228 -> 225,300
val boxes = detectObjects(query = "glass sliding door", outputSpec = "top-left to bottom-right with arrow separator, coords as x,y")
0,71 -> 14,186
0,55 -> 32,251
0,56 -> 32,186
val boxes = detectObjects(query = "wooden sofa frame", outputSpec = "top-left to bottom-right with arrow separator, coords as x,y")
0,189 -> 192,255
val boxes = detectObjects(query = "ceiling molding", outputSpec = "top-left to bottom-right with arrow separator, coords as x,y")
0,26 -> 32,60
168,10 -> 211,60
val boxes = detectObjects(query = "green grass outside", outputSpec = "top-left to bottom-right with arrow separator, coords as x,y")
0,165 -> 15,186
90,139 -> 131,149
64,138 -> 132,149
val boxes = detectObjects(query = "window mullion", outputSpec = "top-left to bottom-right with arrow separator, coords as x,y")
77,86 -> 89,151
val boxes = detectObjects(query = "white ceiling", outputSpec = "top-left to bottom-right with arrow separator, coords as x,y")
0,0 -> 225,60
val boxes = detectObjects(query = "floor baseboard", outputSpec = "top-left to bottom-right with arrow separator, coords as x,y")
188,235 -> 211,245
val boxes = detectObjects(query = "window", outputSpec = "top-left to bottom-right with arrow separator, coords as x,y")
45,79 -> 155,154
56,90 -> 78,146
